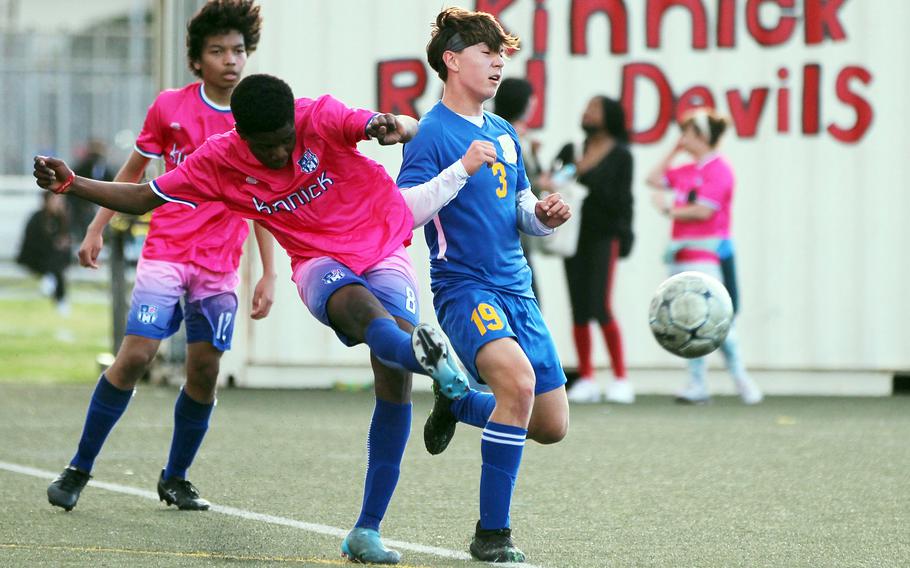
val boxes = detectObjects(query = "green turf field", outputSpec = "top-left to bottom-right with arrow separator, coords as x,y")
1,385 -> 908,567
0,294 -> 111,384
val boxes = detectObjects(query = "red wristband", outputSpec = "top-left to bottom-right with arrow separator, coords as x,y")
54,173 -> 75,194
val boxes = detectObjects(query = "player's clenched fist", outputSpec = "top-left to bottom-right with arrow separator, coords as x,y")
33,156 -> 75,194
366,113 -> 418,146
460,141 -> 497,175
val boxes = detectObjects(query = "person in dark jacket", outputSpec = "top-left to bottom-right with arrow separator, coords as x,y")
541,95 -> 635,404
17,192 -> 71,314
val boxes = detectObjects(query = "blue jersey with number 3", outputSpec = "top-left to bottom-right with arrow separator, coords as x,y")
397,102 -> 533,297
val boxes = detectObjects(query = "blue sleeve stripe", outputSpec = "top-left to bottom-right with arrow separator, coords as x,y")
134,144 -> 162,159
149,179 -> 197,209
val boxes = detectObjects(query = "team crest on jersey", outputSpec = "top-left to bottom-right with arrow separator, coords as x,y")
298,149 -> 319,173
497,134 -> 518,164
322,268 -> 345,284
138,304 -> 158,324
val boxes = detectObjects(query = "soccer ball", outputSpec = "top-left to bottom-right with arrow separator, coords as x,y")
648,272 -> 733,358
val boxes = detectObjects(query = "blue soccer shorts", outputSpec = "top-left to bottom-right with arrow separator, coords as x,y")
433,285 -> 566,395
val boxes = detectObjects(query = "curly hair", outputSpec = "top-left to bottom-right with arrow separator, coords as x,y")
186,0 -> 262,78
231,74 -> 294,134
426,7 -> 520,82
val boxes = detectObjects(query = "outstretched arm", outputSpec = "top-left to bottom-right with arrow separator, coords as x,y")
34,156 -> 164,215
400,140 -> 498,228
249,222 -> 277,320
78,151 -> 151,268
366,113 -> 419,145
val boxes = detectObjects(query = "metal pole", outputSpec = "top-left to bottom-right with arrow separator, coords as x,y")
110,228 -> 127,354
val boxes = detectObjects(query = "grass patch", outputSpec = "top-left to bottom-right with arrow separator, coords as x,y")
0,296 -> 111,383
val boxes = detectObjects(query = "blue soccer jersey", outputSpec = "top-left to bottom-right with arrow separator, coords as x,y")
398,102 -> 533,297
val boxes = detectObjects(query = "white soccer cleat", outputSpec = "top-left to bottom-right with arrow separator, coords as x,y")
735,377 -> 764,405
567,378 -> 602,403
674,382 -> 710,404
605,380 -> 635,404
411,323 -> 469,400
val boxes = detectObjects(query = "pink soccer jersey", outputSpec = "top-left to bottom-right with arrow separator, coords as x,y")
134,82 -> 249,273
149,95 -> 414,275
664,154 -> 734,262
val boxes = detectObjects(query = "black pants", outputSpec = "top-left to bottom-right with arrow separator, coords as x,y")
564,237 -> 618,325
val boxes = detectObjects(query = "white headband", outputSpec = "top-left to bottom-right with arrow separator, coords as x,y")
692,110 -> 712,141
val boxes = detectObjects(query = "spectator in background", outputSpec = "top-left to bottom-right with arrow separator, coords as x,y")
17,193 -> 72,315
645,108 -> 762,405
540,95 -> 635,404
493,78 -> 544,300
69,139 -> 113,242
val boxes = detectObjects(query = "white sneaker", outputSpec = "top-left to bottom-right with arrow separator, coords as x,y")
56,300 -> 71,318
605,380 -> 635,404
735,377 -> 764,405
39,274 -> 55,296
567,378 -> 602,403
674,382 -> 710,404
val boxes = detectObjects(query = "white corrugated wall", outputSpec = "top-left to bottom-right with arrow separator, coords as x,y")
222,0 -> 909,387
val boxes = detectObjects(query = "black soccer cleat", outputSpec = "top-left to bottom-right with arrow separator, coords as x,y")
156,470 -> 211,511
469,521 -> 526,563
47,466 -> 91,511
423,381 -> 458,455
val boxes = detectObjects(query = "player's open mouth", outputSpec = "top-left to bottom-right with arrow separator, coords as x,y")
489,74 -> 501,83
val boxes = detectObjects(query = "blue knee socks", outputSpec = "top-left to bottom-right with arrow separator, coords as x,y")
479,421 -> 526,530
355,399 -> 411,531
163,389 -> 214,480
70,374 -> 134,473
364,318 -> 422,374
451,390 -> 496,428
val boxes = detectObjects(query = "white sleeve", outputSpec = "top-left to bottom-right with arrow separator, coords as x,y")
400,160 -> 470,228
516,188 -> 554,236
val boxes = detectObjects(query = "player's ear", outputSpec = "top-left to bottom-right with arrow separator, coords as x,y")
443,51 -> 459,74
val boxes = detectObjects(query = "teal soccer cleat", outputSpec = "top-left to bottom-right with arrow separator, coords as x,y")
341,528 -> 401,564
411,323 -> 469,400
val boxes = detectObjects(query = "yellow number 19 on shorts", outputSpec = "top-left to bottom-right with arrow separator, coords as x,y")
470,302 -> 504,336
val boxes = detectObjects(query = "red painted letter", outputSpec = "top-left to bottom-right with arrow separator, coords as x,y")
746,0 -> 796,46
726,88 -> 769,138
646,0 -> 709,50
621,63 -> 674,144
474,0 -> 518,18
525,59 -> 547,129
802,64 -> 821,135
717,0 -> 736,48
805,0 -> 848,44
376,60 -> 427,117
828,66 -> 873,143
570,0 -> 629,55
